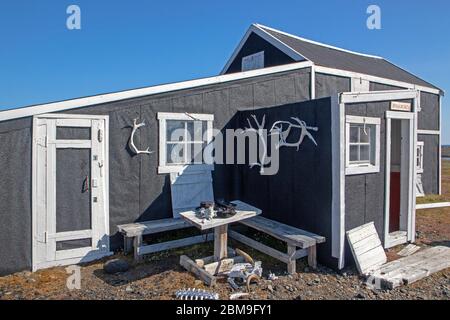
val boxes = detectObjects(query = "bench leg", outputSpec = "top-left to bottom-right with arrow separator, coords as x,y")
307,245 -> 317,269
123,236 -> 133,254
134,235 -> 143,262
287,245 -> 296,274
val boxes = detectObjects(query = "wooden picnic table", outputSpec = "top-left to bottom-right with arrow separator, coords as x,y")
178,200 -> 261,285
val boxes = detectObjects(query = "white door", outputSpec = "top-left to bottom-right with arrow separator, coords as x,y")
32,114 -> 111,271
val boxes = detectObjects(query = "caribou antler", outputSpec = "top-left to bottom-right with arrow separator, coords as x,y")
129,119 -> 153,155
269,117 -> 318,150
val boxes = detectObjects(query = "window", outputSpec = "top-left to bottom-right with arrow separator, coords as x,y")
157,112 -> 213,173
416,141 -> 424,174
345,116 -> 380,175
242,51 -> 264,71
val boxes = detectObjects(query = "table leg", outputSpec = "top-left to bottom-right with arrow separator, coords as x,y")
214,225 -> 228,261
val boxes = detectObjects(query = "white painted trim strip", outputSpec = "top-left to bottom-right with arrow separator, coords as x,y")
340,90 -> 419,104
331,95 -> 346,269
439,95 -> 442,195
315,66 -> 441,95
157,112 -> 214,121
417,129 -> 440,135
0,61 -> 313,122
416,202 -> 450,210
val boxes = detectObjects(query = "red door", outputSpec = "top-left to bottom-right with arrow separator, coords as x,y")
389,172 -> 401,232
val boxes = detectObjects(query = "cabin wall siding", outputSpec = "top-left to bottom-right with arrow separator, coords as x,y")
315,73 -> 351,99
238,98 -> 336,267
344,101 -> 389,265
419,134 -> 439,194
0,68 -> 312,275
0,118 -> 33,275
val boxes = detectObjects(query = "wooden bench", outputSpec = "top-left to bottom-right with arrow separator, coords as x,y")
117,218 -> 213,261
229,216 -> 325,274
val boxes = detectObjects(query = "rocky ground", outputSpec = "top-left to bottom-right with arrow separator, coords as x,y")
0,210 -> 449,301
1,161 -> 449,301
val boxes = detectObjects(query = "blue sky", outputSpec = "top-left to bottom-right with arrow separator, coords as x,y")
1,0 -> 449,143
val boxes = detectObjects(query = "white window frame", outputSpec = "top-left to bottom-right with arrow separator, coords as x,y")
242,51 -> 264,71
416,141 -> 424,174
157,112 -> 214,174
345,115 -> 381,175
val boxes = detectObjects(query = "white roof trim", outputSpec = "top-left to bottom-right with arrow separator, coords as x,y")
220,24 -> 308,75
0,60 -> 314,122
255,23 -> 383,60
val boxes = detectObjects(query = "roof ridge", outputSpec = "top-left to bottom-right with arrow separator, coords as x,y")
254,23 -> 383,60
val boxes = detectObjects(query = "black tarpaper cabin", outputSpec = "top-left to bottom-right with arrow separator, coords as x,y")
0,24 -> 443,275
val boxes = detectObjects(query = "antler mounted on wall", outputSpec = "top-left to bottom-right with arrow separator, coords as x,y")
129,119 -> 153,155
269,117 -> 319,150
242,114 -> 268,174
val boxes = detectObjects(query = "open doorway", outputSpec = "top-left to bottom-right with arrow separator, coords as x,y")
384,111 -> 415,248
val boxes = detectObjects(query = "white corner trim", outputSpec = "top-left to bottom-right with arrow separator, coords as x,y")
439,95 -> 442,195
0,61 -> 314,122
254,23 -> 384,59
220,24 -> 307,74
310,65 -> 316,99
315,66 -> 441,96
331,94 -> 346,269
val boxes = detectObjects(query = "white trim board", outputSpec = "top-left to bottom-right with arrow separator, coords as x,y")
330,95 -> 346,268
340,90 -> 419,104
417,129 -> 440,135
416,202 -> 450,210
0,61 -> 313,122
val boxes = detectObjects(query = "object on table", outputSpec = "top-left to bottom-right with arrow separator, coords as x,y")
195,199 -> 237,221
195,201 -> 216,221
175,288 -> 219,300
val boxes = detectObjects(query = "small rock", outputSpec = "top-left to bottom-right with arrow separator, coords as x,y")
267,285 -> 274,293
355,292 -> 366,299
104,259 -> 130,274
125,285 -> 134,293
313,278 -> 320,284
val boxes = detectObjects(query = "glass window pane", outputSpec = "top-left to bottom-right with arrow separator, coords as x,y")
349,145 -> 359,162
166,143 -> 185,164
186,121 -> 203,142
360,126 -> 370,143
349,125 -> 359,143
190,143 -> 204,164
166,120 -> 185,142
360,145 -> 370,161
56,127 -> 91,140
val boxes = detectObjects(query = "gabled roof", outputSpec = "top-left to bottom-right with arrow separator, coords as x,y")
221,24 -> 442,92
